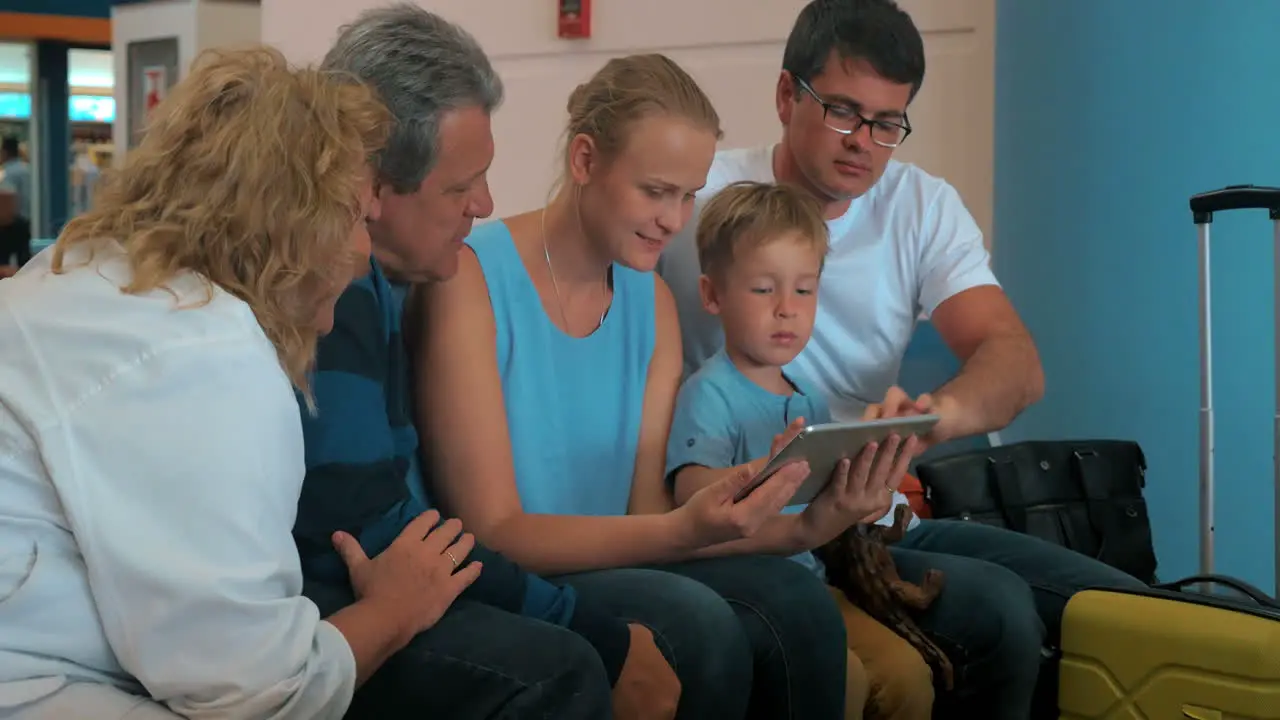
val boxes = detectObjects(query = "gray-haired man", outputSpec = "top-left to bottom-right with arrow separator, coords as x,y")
293,4 -> 679,719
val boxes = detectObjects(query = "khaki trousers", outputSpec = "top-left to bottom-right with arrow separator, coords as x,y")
828,586 -> 936,720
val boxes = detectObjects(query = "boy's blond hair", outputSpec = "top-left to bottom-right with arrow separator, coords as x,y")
695,180 -> 829,281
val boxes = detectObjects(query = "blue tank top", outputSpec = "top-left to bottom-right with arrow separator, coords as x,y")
465,221 -> 656,517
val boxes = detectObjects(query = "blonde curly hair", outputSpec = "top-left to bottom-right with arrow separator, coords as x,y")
52,45 -> 391,394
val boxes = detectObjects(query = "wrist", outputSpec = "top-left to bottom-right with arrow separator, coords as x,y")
362,595 -> 417,651
787,511 -> 825,553
929,393 -> 967,443
665,504 -> 704,553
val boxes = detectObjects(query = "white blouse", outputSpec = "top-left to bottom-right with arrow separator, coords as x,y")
0,245 -> 355,719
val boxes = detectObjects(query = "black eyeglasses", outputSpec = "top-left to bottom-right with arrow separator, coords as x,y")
791,74 -> 912,148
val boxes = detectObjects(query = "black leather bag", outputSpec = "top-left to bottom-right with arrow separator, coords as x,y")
914,439 -> 1158,584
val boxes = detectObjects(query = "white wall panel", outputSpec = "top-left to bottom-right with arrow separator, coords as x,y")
263,0 -> 993,243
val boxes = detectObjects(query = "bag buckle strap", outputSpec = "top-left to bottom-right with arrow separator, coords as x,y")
986,457 -> 1027,533
1070,448 -> 1118,558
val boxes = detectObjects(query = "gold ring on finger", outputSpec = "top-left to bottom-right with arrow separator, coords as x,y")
445,549 -> 459,568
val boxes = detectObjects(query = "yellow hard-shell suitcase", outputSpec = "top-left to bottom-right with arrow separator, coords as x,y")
1060,576 -> 1280,718
1059,186 -> 1280,719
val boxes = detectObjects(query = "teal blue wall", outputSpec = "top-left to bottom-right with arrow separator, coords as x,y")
993,1 -> 1280,590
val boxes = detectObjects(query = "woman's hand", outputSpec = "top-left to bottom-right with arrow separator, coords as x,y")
676,455 -> 810,548
334,509 -> 483,641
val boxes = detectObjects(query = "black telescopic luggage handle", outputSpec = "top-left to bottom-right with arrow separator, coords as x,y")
1189,183 -> 1280,597
1190,184 -> 1280,223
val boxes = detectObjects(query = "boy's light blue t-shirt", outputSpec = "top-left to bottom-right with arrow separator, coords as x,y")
664,349 -> 831,576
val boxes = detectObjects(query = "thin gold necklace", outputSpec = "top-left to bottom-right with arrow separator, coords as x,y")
541,208 -> 607,333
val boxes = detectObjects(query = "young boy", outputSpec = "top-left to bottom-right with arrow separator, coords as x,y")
664,180 -> 935,720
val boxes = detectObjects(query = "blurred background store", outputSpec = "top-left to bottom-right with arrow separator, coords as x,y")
0,0 -> 112,260
0,44 -> 113,212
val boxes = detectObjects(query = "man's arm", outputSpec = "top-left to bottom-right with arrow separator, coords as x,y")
928,285 -> 1044,443
912,182 -> 1045,444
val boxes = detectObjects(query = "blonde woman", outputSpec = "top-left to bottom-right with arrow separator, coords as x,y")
0,47 -> 477,720
417,53 -> 905,720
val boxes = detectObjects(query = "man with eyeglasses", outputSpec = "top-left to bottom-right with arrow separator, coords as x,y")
658,1 -> 1148,719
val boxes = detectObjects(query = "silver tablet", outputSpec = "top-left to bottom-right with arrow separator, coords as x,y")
733,414 -> 941,506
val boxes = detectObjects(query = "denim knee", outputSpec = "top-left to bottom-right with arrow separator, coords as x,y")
964,563 -> 1044,688
725,555 -> 847,666
664,554 -> 847,720
742,558 -> 849,717
344,600 -> 613,720
520,629 -> 615,719
641,573 -> 755,699
889,544 -> 1046,720
552,567 -> 755,719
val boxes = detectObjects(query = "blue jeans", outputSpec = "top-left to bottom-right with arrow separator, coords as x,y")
553,553 -> 847,720
891,519 -> 1147,719
303,580 -> 613,719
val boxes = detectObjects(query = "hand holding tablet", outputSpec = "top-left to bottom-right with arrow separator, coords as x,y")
733,414 -> 939,507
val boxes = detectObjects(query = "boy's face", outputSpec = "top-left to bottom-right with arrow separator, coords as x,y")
700,233 -> 823,368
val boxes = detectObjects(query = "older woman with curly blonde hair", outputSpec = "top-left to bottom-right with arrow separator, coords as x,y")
0,46 -> 479,720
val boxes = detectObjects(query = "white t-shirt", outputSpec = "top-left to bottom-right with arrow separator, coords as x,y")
658,144 -> 999,528
0,245 -> 355,719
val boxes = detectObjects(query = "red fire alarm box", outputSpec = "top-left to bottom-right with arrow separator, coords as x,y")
558,0 -> 591,39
